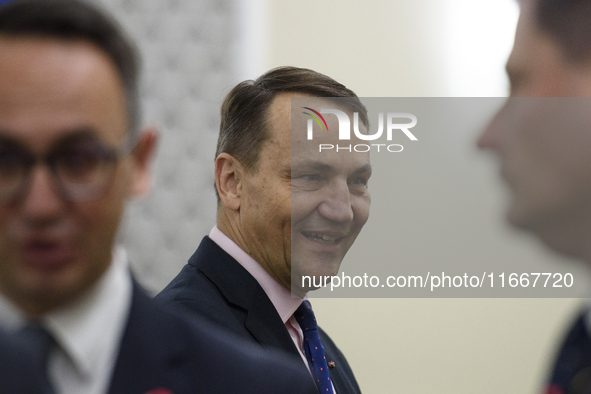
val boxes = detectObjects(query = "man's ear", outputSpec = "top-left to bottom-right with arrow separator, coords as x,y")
215,153 -> 243,211
130,128 -> 158,197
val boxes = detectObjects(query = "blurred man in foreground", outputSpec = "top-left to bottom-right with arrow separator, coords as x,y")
158,66 -> 371,394
0,1 -> 316,393
479,0 -> 591,392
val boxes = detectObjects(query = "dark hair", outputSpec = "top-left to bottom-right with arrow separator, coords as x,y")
215,66 -> 368,171
0,0 -> 141,132
536,0 -> 591,62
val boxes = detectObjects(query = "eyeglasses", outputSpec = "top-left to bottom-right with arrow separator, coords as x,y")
0,132 -> 137,202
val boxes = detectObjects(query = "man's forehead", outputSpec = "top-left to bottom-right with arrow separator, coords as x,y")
505,1 -> 554,79
292,157 -> 372,174
508,0 -> 536,63
0,36 -> 107,72
266,93 -> 369,167
267,93 -> 339,145
508,0 -> 573,64
0,37 -> 120,103
291,132 -> 371,175
270,92 -> 349,118
0,36 -> 128,146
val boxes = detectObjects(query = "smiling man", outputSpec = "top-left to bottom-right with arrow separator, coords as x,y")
0,1 -> 318,393
478,0 -> 591,393
157,67 -> 370,394
289,96 -> 372,295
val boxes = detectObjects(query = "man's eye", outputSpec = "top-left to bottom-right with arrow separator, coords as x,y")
0,148 -> 26,179
54,142 -> 113,183
350,177 -> 368,185
301,174 -> 320,182
349,177 -> 369,192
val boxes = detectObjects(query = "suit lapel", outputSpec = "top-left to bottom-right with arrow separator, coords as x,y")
188,238 -> 361,393
243,285 -> 298,355
193,237 -> 301,357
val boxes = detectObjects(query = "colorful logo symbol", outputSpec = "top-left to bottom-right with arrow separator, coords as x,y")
302,107 -> 329,131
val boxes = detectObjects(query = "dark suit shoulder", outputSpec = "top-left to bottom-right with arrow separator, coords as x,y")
0,331 -> 51,394
546,312 -> 591,392
156,237 -> 257,306
157,237 -> 362,393
156,237 -> 253,336
110,282 -> 317,394
156,237 -> 289,345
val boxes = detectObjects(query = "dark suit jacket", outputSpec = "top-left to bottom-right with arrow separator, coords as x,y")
545,312 -> 591,393
109,282 -> 317,394
0,330 -> 52,394
156,236 -> 362,394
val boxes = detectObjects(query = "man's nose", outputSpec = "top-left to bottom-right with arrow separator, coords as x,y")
477,124 -> 498,150
21,165 -> 66,222
317,181 -> 354,223
477,104 -> 507,151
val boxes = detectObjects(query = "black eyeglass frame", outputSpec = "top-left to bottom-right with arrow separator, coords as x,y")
0,131 -> 139,203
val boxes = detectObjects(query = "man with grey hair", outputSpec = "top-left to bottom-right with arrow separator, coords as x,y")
479,0 -> 591,392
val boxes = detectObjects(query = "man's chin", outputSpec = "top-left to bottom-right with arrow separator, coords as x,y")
6,283 -> 77,316
506,208 -> 527,230
505,199 -> 539,231
507,204 -> 590,259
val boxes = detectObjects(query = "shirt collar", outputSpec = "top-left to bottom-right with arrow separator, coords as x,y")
0,292 -> 26,329
209,226 -> 303,323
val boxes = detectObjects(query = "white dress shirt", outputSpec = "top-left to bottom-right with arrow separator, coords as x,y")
0,246 -> 132,394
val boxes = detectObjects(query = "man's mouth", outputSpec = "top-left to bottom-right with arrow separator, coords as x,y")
301,231 -> 343,245
22,239 -> 72,269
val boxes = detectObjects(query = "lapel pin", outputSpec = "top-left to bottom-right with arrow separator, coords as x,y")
328,360 -> 336,369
